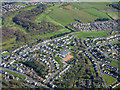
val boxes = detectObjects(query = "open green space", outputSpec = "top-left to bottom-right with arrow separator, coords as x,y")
2,37 -> 25,51
105,7 -> 118,20
111,40 -> 119,45
2,38 -> 16,51
83,8 -> 112,20
30,29 -> 70,39
55,57 -> 64,66
22,5 -> 38,10
13,2 -> 27,6
1,52 -> 10,56
103,74 -> 116,86
36,2 -> 112,26
70,2 -> 113,10
0,18 -> 2,28
4,12 -> 27,34
5,70 -> 26,79
73,31 -> 108,38
48,7 -> 97,25
110,60 -> 120,69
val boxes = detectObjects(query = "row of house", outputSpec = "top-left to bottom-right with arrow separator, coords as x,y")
85,52 -> 99,76
70,21 -> 118,31
0,70 -> 20,80
1,4 -> 25,13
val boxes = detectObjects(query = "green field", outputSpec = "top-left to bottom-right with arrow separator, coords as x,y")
4,12 -> 27,34
36,2 -> 113,27
2,2 -> 116,51
30,29 -> 70,39
13,2 -> 27,6
2,38 -> 16,50
5,70 -> 26,79
70,2 -> 118,20
83,8 -> 112,20
105,7 -> 118,20
0,18 -> 2,28
73,31 -> 108,38
35,3 -> 100,26
23,5 -> 38,10
111,41 -> 119,45
103,74 -> 116,86
2,37 -> 25,51
48,7 -> 97,25
110,60 -> 120,69
70,2 -> 112,10
55,57 -> 64,66
1,52 -> 10,56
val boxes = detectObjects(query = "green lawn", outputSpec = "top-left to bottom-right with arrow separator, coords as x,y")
73,31 -> 108,38
0,18 -> 2,28
83,8 -> 112,20
2,37 -> 25,51
55,57 -> 64,66
1,52 -> 10,56
30,29 -> 70,39
70,2 -> 112,10
36,3 -> 102,26
110,60 -> 120,69
5,70 -> 26,79
4,12 -> 27,34
2,38 -> 16,50
13,2 -> 27,6
103,74 -> 116,86
70,2 -> 116,20
105,7 -> 118,20
48,7 -> 97,25
22,5 -> 38,10
111,41 -> 119,45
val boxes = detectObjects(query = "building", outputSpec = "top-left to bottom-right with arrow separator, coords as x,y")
60,49 -> 70,58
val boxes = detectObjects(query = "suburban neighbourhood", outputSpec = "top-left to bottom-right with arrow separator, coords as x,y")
0,2 -> 119,89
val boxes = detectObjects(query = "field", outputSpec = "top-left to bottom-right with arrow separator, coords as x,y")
30,29 -> 70,39
3,12 -> 27,34
103,74 -> 116,86
0,18 -> 1,28
110,60 -> 120,69
48,7 -> 97,25
12,2 -> 27,6
36,2 -> 114,26
83,8 -> 112,20
70,2 -> 118,20
73,31 -> 108,38
55,57 -> 64,66
70,2 -> 113,10
2,2 -> 117,51
2,37 -> 25,51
